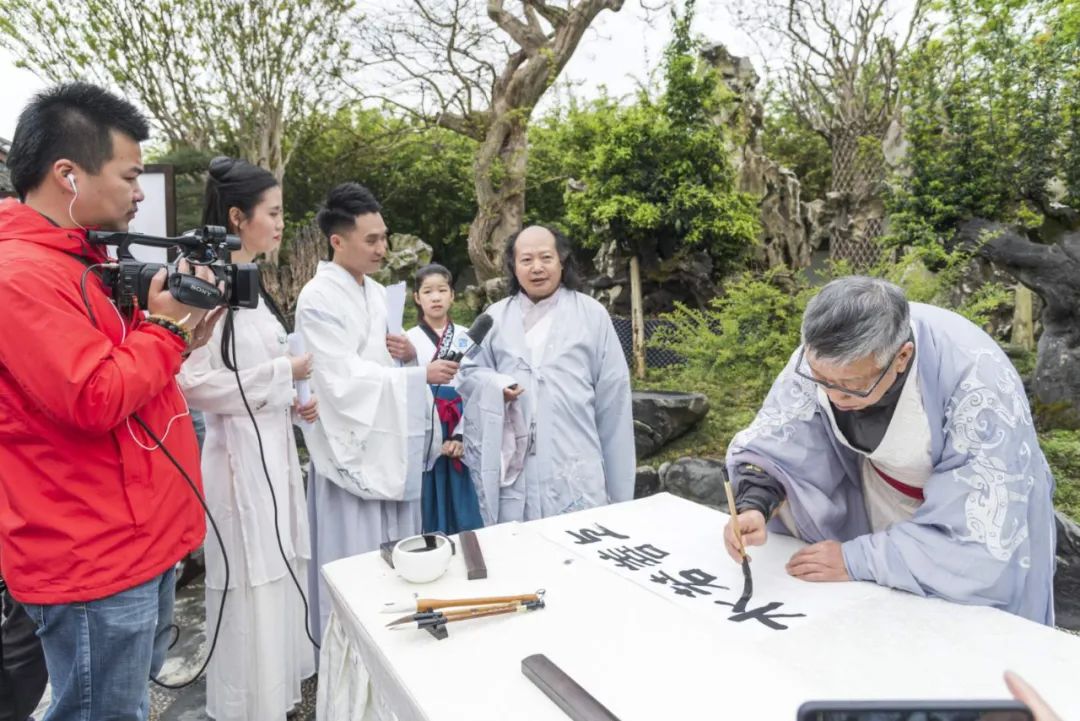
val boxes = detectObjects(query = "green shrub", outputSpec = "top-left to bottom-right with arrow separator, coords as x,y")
563,0 -> 760,278
1041,430 -> 1080,522
643,262 -> 1016,470
650,249 -> 1008,400
649,269 -> 811,401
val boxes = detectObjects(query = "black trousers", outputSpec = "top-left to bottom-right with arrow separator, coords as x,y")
0,580 -> 48,721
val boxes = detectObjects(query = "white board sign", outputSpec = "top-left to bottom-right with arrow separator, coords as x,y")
118,164 -> 174,263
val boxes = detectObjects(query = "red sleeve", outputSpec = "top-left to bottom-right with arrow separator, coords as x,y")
0,264 -> 186,434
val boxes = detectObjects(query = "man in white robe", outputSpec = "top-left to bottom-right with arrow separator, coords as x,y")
295,182 -> 458,638
457,225 -> 636,524
723,276 -> 1055,624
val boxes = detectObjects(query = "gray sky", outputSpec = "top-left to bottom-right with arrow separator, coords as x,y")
0,2 -> 764,141
0,47 -> 43,141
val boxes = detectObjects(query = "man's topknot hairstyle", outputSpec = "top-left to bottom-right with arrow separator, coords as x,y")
316,182 -> 382,258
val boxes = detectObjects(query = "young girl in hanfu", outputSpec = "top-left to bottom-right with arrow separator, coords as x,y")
405,264 -> 484,534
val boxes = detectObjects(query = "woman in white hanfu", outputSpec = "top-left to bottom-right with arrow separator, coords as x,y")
179,157 -> 318,721
457,225 -> 636,524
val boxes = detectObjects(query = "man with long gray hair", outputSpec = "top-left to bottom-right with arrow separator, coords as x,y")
723,276 -> 1055,624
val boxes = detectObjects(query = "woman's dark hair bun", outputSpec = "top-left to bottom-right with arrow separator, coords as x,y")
208,155 -> 236,180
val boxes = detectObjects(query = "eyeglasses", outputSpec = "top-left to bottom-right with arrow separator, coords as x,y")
793,339 -> 909,399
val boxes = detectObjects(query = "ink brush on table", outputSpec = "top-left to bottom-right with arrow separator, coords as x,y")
386,598 -> 546,631
379,591 -> 543,615
382,590 -> 547,635
723,472 -> 754,609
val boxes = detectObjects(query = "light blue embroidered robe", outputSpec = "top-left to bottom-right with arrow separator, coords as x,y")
726,303 -> 1055,624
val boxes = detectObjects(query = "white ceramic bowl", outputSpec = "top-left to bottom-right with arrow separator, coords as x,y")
392,533 -> 454,583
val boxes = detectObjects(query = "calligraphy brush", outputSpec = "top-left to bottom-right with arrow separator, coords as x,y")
723,473 -> 754,608
386,601 -> 522,628
388,599 -> 545,630
379,592 -> 543,615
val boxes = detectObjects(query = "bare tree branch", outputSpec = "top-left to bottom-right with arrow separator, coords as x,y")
0,0 -> 357,180
487,0 -> 547,52
737,0 -> 926,196
525,0 -> 569,28
355,0 -> 625,280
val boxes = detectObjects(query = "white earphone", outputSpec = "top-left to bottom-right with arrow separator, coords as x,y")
65,174 -> 87,231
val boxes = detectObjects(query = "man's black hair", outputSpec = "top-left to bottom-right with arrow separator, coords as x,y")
7,82 -> 150,200
316,182 -> 382,258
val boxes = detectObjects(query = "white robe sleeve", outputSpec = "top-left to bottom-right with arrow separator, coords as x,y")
297,295 -> 431,501
457,342 -> 518,402
592,312 -> 636,503
178,339 -> 294,416
457,329 -> 525,523
457,353 -> 519,450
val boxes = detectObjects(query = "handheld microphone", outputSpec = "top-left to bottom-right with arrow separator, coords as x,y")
287,333 -> 313,428
441,313 -> 493,362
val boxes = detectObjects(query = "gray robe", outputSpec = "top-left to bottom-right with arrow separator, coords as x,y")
457,288 -> 636,523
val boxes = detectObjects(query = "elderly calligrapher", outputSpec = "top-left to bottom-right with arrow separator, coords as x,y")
723,276 -> 1055,625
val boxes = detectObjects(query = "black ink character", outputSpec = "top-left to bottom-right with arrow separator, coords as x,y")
597,544 -> 670,571
565,524 -> 631,545
649,568 -> 730,598
713,599 -> 806,630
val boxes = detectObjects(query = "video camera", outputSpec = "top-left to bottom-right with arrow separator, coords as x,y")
87,226 -> 260,312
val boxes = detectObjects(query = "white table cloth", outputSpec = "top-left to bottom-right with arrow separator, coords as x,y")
317,493 -> 1080,720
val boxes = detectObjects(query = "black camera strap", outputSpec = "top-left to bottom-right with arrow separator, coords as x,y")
63,249 -> 102,271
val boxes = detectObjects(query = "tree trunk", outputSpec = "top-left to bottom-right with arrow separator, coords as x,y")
259,221 -> 328,328
468,113 -> 528,281
1012,284 -> 1035,351
827,125 -> 886,268
239,118 -> 286,183
630,255 -> 646,379
456,0 -> 625,281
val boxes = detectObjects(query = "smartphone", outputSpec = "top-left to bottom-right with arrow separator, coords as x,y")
797,699 -> 1033,721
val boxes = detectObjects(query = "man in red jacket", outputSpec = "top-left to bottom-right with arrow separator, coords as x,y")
0,83 -> 219,720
